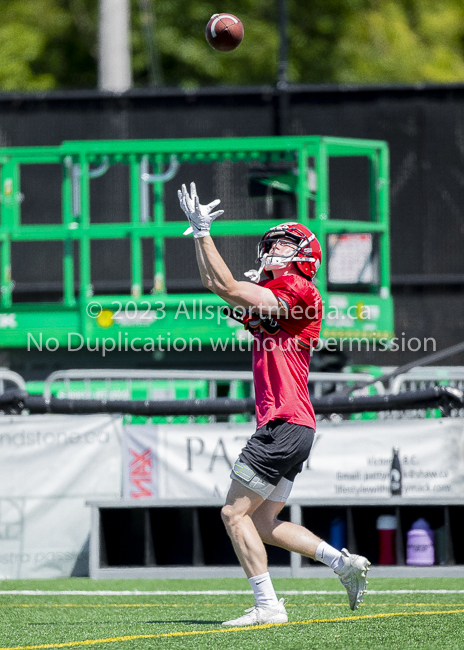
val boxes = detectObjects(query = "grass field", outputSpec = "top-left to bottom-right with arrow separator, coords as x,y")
1,577 -> 464,650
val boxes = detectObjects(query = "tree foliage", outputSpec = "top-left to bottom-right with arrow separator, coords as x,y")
0,0 -> 67,91
132,0 -> 281,87
335,0 -> 464,84
0,0 -> 463,92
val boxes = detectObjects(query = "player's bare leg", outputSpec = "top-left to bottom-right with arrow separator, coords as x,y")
252,499 -> 371,611
252,499 -> 323,557
221,479 -> 268,577
220,479 -> 288,626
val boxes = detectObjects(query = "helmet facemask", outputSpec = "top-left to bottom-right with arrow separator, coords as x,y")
261,236 -> 300,271
244,223 -> 321,282
259,228 -> 316,270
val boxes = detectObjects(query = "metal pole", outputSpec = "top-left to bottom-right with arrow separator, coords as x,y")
98,0 -> 132,92
278,0 -> 288,89
138,0 -> 164,87
276,0 -> 289,135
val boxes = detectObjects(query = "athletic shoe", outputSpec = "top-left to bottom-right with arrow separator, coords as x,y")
335,548 -> 371,611
222,598 -> 288,627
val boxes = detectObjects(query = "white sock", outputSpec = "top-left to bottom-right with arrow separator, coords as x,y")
315,541 -> 344,572
248,572 -> 278,607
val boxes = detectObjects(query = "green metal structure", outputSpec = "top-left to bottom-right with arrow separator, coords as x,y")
0,136 -> 393,349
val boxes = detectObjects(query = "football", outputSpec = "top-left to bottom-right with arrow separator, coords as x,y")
205,13 -> 244,52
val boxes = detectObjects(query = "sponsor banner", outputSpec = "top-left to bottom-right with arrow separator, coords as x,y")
122,419 -> 464,500
0,415 -> 122,579
122,425 -> 159,499
307,419 -> 464,499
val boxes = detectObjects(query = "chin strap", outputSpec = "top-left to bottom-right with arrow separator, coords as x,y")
244,254 -> 267,283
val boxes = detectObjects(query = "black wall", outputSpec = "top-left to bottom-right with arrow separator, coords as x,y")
1,83 -> 464,369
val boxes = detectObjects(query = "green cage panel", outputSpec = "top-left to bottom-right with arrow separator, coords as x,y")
0,136 -> 393,349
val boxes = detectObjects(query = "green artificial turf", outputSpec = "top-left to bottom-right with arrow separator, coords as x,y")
1,578 -> 463,650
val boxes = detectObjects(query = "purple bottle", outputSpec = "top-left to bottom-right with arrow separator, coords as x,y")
406,519 -> 434,566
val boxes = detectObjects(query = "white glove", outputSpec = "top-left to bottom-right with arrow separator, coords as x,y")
177,182 -> 224,238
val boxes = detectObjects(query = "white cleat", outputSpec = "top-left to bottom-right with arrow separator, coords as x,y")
222,598 -> 288,627
335,548 -> 371,611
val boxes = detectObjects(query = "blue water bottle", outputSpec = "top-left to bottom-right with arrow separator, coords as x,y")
330,517 -> 347,551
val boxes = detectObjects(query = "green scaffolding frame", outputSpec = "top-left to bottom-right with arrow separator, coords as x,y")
0,135 -> 393,348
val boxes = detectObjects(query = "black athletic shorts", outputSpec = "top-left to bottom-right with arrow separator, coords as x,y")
239,419 -> 315,486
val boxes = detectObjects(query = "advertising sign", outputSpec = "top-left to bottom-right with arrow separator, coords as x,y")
122,419 -> 464,500
0,415 -> 122,579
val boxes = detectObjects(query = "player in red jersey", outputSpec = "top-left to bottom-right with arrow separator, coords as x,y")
178,182 -> 370,626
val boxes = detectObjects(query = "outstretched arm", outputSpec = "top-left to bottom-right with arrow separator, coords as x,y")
195,235 -> 280,314
178,182 -> 280,314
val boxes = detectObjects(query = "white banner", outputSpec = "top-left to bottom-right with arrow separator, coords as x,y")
123,425 -> 159,498
305,419 -> 464,499
122,419 -> 464,500
0,415 -> 122,579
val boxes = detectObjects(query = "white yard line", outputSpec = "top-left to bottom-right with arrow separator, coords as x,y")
1,589 -> 464,596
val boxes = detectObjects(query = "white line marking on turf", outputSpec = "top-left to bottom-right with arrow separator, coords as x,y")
1,590 -> 464,596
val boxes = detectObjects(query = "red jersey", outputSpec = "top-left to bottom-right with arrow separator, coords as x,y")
251,274 -> 322,429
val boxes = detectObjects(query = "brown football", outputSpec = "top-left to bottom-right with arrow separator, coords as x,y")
205,13 -> 244,52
